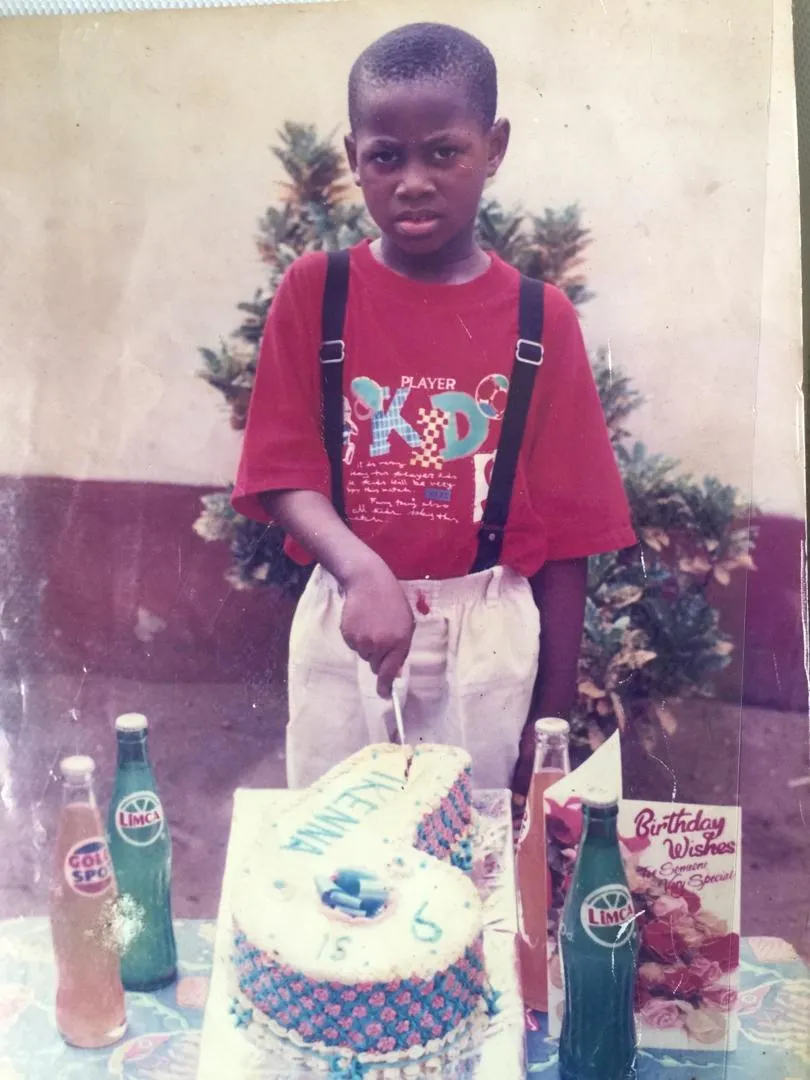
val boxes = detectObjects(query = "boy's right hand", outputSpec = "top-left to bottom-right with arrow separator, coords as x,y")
259,491 -> 414,698
339,560 -> 415,699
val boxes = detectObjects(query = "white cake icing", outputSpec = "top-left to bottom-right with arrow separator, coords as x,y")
229,743 -> 491,1075
236,844 -> 480,983
273,743 -> 411,857
270,743 -> 472,861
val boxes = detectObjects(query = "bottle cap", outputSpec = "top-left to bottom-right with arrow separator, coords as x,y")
534,717 -> 570,738
581,785 -> 619,809
115,713 -> 148,733
60,755 -> 95,780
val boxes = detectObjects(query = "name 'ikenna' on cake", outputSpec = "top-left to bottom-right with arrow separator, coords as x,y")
228,743 -> 499,1076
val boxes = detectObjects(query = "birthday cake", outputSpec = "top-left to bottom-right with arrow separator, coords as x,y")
229,743 -> 497,1075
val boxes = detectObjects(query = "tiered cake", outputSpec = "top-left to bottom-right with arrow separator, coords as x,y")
228,743 -> 496,1075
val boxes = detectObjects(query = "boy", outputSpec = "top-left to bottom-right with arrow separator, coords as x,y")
232,23 -> 636,801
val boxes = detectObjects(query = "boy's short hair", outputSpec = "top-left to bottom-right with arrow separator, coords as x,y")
348,22 -> 498,131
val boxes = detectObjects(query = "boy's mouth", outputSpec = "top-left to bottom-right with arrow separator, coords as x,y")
394,211 -> 442,239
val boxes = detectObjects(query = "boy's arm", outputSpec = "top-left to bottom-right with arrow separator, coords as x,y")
231,256 -> 413,697
512,288 -> 636,811
511,557 -> 588,801
260,490 -> 414,698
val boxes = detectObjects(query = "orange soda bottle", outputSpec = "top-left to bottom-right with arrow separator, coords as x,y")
49,755 -> 127,1048
515,717 -> 571,1011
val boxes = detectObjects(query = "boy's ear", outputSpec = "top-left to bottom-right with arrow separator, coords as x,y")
486,118 -> 511,179
344,134 -> 360,184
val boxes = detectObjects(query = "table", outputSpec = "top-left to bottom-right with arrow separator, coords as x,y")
0,918 -> 807,1078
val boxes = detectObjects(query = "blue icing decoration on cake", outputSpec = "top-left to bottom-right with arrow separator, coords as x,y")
411,901 -> 443,943
452,835 -> 474,872
317,868 -> 390,920
231,928 -> 489,1056
484,986 -> 502,1018
279,773 -> 404,856
228,998 -> 253,1028
328,1055 -> 365,1078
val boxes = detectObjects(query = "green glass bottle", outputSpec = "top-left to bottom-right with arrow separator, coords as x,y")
558,787 -> 638,1080
107,713 -> 177,991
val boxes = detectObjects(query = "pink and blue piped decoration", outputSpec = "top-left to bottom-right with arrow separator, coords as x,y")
316,868 -> 390,920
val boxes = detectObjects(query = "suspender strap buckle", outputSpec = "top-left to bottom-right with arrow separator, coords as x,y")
320,339 -> 345,364
515,338 -> 543,365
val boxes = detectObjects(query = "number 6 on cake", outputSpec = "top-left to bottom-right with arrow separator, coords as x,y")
411,901 -> 443,943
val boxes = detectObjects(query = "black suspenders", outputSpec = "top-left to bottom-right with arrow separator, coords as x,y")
319,249 -> 351,524
469,277 -> 545,572
319,250 -> 545,573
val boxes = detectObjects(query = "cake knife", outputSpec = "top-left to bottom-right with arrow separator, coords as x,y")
391,680 -> 406,746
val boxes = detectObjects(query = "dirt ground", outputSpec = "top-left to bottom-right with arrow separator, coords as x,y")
1,675 -> 808,959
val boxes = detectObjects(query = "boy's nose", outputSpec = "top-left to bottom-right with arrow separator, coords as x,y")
395,164 -> 436,199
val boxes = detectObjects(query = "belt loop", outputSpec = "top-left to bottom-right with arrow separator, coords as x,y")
485,566 -> 503,606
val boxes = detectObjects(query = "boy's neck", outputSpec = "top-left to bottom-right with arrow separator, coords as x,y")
371,233 -> 491,285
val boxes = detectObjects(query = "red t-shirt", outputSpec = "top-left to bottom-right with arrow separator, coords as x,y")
233,240 -> 636,580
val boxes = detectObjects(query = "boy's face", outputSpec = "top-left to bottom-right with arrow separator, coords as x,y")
345,78 -> 509,262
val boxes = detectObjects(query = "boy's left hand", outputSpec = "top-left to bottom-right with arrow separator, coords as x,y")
510,730 -> 535,837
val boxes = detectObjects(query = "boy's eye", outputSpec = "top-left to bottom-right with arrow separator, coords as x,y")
433,146 -> 459,161
370,149 -> 399,165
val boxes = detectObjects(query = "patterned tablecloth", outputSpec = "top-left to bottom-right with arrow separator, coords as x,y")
0,918 -> 808,1078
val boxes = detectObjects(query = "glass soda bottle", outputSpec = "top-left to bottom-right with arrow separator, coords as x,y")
515,717 -> 570,1011
107,713 -> 177,991
49,755 -> 127,1048
558,787 -> 639,1080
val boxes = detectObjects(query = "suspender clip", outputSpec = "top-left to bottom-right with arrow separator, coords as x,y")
320,340 -> 345,364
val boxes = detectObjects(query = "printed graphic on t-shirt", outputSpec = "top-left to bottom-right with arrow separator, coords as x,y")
343,373 -> 509,527
232,253 -> 635,578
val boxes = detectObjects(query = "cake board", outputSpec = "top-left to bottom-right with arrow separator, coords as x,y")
197,788 -> 526,1079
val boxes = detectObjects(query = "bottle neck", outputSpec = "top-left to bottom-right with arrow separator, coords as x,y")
582,804 -> 619,843
532,734 -> 570,775
116,732 -> 150,766
62,779 -> 96,808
